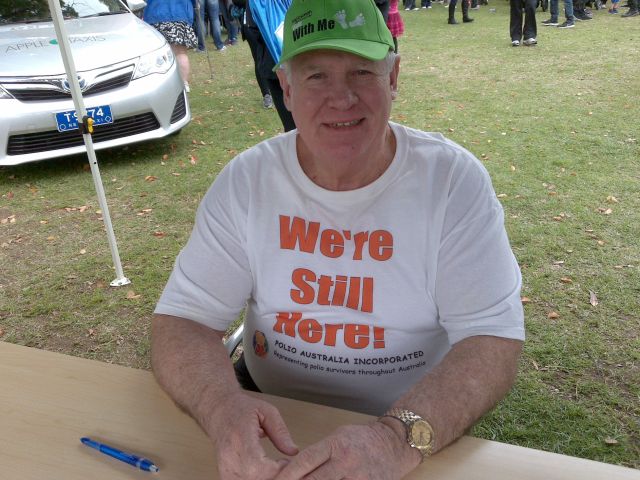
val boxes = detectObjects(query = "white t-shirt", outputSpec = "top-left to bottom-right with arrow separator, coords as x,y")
155,122 -> 525,415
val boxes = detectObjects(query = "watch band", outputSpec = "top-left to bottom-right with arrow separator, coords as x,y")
385,408 -> 422,424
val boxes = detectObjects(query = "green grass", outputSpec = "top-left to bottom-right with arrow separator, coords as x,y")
1,4 -> 638,468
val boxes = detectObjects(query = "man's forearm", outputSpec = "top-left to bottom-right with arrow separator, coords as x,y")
151,314 -> 242,432
385,335 -> 523,453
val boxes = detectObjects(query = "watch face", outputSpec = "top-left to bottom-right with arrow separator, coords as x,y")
410,420 -> 433,448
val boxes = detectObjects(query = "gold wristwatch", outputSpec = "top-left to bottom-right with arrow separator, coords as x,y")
381,408 -> 435,460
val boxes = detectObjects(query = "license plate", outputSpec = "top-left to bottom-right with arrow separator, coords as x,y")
55,105 -> 113,132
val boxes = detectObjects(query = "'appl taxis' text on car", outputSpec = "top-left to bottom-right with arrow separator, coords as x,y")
0,0 -> 190,166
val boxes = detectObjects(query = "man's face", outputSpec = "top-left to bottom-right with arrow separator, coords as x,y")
278,49 -> 400,171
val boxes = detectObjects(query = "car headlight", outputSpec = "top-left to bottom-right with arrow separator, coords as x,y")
132,45 -> 175,79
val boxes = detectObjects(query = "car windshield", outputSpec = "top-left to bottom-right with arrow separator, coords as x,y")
0,0 -> 129,25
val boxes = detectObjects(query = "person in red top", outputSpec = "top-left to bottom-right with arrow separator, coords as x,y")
387,0 -> 405,52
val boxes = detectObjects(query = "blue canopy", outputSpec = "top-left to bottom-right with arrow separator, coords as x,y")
249,0 -> 291,62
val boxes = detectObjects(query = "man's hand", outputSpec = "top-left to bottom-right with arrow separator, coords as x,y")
275,421 -> 420,480
151,315 -> 298,479
203,391 -> 299,479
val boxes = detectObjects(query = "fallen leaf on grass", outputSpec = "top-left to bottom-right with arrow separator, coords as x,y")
548,311 -> 560,319
497,193 -> 507,198
79,248 -> 87,255
126,290 -> 141,300
145,175 -> 158,182
603,437 -> 619,446
6,191 -> 14,199
589,291 -> 599,307
1,215 -> 16,224
87,328 -> 96,337
597,207 -> 613,215
0,327 -> 4,337
153,231 -> 166,238
137,208 -> 153,216
521,296 -> 531,304
190,155 -> 198,165
560,277 -> 573,284
606,196 -> 619,204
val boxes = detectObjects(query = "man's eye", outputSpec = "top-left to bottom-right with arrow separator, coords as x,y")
356,70 -> 373,76
307,73 -> 324,80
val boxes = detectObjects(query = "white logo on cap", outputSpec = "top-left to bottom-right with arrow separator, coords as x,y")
334,10 -> 366,29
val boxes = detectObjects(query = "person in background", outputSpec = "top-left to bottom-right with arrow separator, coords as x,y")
242,0 -> 296,131
510,0 -> 537,46
143,0 -> 197,92
621,0 -> 639,14
448,0 -> 474,23
542,0 -> 575,27
198,0 -> 238,51
608,0 -> 620,13
375,0 -> 391,21
387,0 -> 405,52
573,0 -> 594,20
219,0 -> 240,45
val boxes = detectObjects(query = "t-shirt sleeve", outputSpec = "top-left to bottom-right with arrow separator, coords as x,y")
435,149 -> 525,345
154,164 -> 252,331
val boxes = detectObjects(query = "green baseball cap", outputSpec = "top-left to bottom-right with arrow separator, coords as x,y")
276,0 -> 395,68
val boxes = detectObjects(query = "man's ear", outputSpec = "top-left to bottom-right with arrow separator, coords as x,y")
276,68 -> 293,112
389,55 -> 400,99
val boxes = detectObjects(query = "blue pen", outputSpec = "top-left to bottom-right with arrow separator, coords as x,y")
80,437 -> 159,473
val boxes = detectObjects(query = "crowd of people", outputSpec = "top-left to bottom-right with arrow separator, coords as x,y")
141,0 -> 638,100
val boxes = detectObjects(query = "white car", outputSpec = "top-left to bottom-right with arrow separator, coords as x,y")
0,0 -> 190,166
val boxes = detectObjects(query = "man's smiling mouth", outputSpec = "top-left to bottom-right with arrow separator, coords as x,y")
327,119 -> 362,128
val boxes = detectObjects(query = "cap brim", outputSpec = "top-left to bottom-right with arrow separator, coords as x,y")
275,39 -> 391,69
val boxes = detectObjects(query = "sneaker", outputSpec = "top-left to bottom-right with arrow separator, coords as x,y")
575,11 -> 593,19
511,39 -> 520,46
621,8 -> 639,15
217,45 -> 227,52
558,20 -> 575,27
471,5 -> 480,9
542,18 -> 559,24
262,93 -> 273,109
523,37 -> 537,45
608,7 -> 619,12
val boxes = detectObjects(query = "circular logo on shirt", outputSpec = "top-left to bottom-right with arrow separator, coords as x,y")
253,330 -> 269,358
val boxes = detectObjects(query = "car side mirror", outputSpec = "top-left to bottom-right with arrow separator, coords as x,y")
127,0 -> 147,12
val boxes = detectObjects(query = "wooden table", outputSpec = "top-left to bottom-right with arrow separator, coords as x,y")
1,341 -> 638,480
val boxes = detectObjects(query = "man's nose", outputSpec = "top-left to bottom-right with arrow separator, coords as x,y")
326,80 -> 359,109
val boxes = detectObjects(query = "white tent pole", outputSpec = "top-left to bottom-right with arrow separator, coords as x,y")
47,0 -> 130,287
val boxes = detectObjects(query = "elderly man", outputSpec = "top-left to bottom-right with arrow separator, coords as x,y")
152,0 -> 525,478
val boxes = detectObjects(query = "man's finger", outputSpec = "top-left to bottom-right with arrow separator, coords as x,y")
260,406 -> 299,455
275,440 -> 332,480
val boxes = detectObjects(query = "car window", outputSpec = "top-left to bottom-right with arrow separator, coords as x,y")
0,0 -> 129,25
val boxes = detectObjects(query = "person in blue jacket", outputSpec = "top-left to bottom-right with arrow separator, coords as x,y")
144,0 -> 198,92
